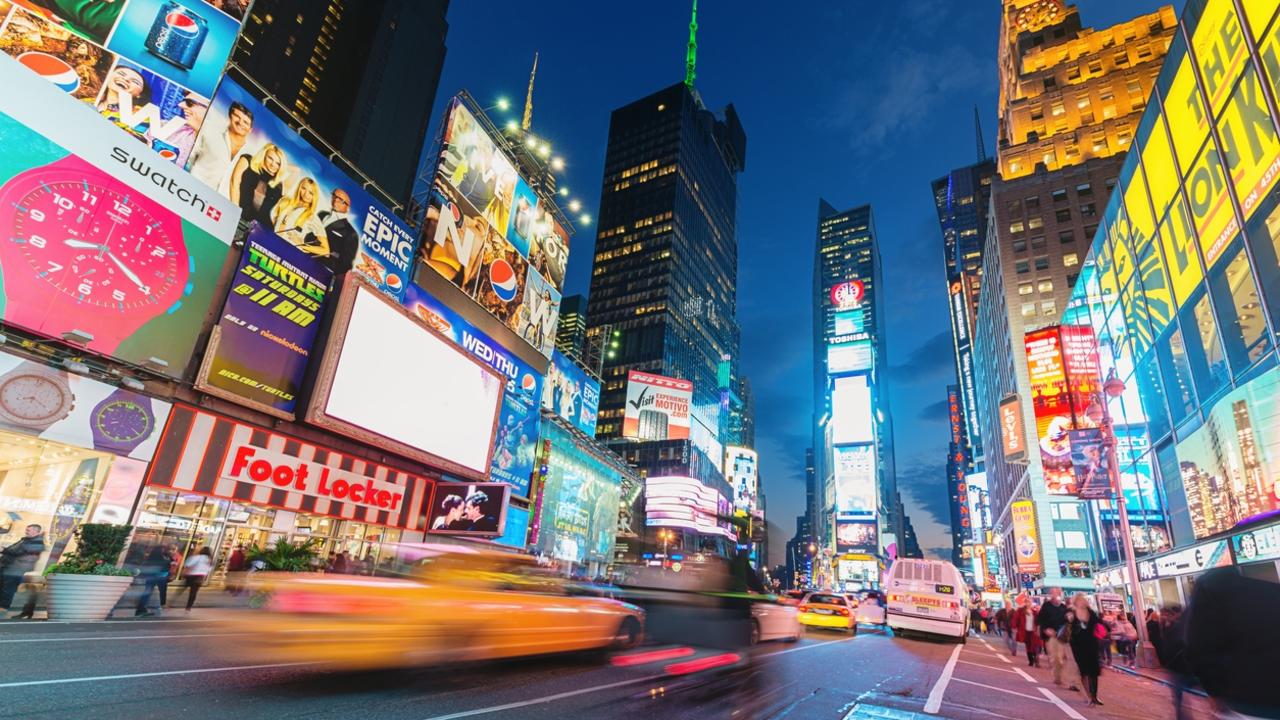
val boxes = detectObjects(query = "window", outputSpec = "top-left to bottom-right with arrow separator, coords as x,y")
1052,189 -> 1068,203
1034,256 -> 1050,270
1038,279 -> 1054,293
1042,300 -> 1057,316
1059,230 -> 1075,244
1056,208 -> 1073,223
1063,252 -> 1079,267
1089,61 -> 1103,74
1054,531 -> 1088,549
1030,108 -> 1044,121
1127,79 -> 1143,95
1207,241 -> 1271,374
1019,283 -> 1035,296
1028,216 -> 1044,230
1052,101 -> 1065,116
1044,77 -> 1057,91
1009,220 -> 1025,234
1013,239 -> 1028,252
1057,503 -> 1080,520
1031,235 -> 1047,249
1245,191 -> 1280,333
1066,272 -> 1079,288
1081,203 -> 1097,217
1076,183 -> 1093,197
1025,196 -> 1041,211
1136,354 -> 1172,442
1022,302 -> 1038,317
1016,260 -> 1031,274
1178,289 -> 1229,401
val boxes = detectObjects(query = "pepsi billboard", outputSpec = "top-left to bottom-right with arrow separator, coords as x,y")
404,283 -> 541,497
417,97 -> 568,359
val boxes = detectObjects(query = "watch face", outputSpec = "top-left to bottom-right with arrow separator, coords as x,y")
95,399 -> 151,443
0,374 -> 69,423
10,178 -> 184,311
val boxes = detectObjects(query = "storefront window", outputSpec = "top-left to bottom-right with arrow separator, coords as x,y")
1178,288 -> 1230,400
131,489 -> 229,567
1136,354 -> 1172,442
1156,326 -> 1198,424
1207,239 -> 1272,374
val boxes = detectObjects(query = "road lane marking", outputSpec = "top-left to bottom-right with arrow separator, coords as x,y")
1038,687 -> 1087,719
923,644 -> 962,714
952,677 -> 1049,703
956,658 -> 1034,682
1010,666 -> 1036,683
0,632 -> 253,644
0,662 -> 315,689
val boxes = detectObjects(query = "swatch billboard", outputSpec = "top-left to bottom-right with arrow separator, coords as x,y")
196,223 -> 331,419
0,53 -> 238,378
188,77 -> 418,299
403,283 -> 541,497
541,349 -> 599,437
417,98 -> 567,358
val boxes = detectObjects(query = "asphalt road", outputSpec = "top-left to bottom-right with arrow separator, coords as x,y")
0,615 -> 1218,719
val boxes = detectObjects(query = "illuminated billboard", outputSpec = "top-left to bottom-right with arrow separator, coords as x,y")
830,374 -> 874,445
644,475 -> 733,539
724,446 -> 758,514
306,279 -> 505,480
542,349 -> 600,437
1011,499 -> 1042,573
836,519 -> 877,553
622,370 -> 692,441
833,444 -> 876,518
1025,327 -> 1077,494
532,419 -> 623,564
0,54 -> 238,378
830,280 -> 864,309
827,339 -> 872,374
999,394 -> 1028,462
966,471 -> 990,544
417,98 -> 568,358
427,481 -> 509,537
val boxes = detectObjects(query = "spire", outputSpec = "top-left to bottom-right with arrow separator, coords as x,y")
684,0 -> 698,89
521,52 -> 538,131
974,104 -> 987,162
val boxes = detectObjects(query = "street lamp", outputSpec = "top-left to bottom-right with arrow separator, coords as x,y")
1085,368 -> 1153,667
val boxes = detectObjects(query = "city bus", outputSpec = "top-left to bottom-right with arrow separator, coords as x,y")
884,559 -> 969,642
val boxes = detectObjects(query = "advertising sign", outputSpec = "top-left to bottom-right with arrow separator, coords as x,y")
966,471 -> 990,544
622,370 -> 692,441
0,54 -> 238,378
188,77 -> 419,298
427,481 -> 508,536
1138,539 -> 1231,581
831,374 -> 874,445
492,505 -> 529,549
827,339 -> 873,374
833,444 -> 877,518
999,394 -> 1028,462
724,446 -> 758,515
195,223 -> 331,419
146,405 -> 435,531
533,425 -> 622,565
403,283 -> 541,496
1025,327 -> 1078,494
417,99 -> 568,357
645,475 -> 733,539
1011,500 -> 1042,573
1069,427 -> 1112,500
830,280 -> 864,309
0,349 -> 172,460
1232,524 -> 1280,565
306,279 -> 505,480
836,519 -> 877,552
542,349 -> 600,438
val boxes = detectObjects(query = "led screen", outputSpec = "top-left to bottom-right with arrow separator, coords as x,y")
833,444 -> 876,518
426,481 -> 509,536
830,374 -> 874,445
724,446 -> 758,515
828,339 -> 872,374
644,475 -> 733,539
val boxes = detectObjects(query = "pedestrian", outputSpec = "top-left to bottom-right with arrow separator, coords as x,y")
970,605 -> 982,636
1113,612 -> 1138,667
1146,608 -> 1164,661
1012,592 -> 1042,666
225,544 -> 247,595
1184,567 -> 1280,720
181,546 -> 213,611
324,552 -> 337,572
333,552 -> 350,574
134,545 -> 172,617
1157,605 -> 1195,720
1002,604 -> 1019,655
1098,611 -> 1115,667
0,524 -> 45,611
1036,587 -> 1079,690
1066,592 -> 1104,706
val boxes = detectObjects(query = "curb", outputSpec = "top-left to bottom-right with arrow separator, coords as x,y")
1107,664 -> 1209,698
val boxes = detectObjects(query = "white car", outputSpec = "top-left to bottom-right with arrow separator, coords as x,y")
751,598 -> 801,644
856,590 -> 887,626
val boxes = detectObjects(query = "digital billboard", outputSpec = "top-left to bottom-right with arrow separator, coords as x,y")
417,98 -> 568,358
532,424 -> 623,565
836,519 -> 877,553
1069,427 -> 1112,500
1025,327 -> 1077,494
724,446 -> 758,515
0,53 -> 238,378
188,77 -> 419,298
830,374 -> 874,445
966,471 -> 990,544
622,370 -> 692,441
403,283 -> 541,496
644,475 -> 733,539
426,481 -> 509,536
999,394 -> 1028,462
492,505 -> 529,549
833,444 -> 876,518
830,280 -> 864,309
307,279 -> 505,480
195,223 -> 331,419
542,349 -> 599,437
1011,499 -> 1042,573
827,339 -> 872,374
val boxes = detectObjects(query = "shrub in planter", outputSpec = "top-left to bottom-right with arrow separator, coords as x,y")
44,524 -> 135,621
44,523 -> 134,577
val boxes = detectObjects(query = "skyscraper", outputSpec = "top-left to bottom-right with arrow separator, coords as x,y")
555,294 -> 588,361
232,0 -> 449,206
974,0 -> 1176,591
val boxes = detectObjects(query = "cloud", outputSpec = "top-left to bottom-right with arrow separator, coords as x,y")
889,330 -> 954,380
925,546 -> 953,562
895,460 -> 952,531
917,398 -> 949,422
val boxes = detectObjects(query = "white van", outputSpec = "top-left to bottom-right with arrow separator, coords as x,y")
884,559 -> 968,642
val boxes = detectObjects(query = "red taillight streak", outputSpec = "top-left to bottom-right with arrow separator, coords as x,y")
665,652 -> 741,675
610,647 -> 696,667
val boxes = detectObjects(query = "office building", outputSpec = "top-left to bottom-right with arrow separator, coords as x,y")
556,295 -> 589,361
233,0 -> 449,206
974,0 -> 1177,592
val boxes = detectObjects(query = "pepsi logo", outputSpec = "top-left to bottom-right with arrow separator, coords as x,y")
521,373 -> 536,392
18,52 -> 79,94
165,11 -> 200,32
156,148 -> 179,161
488,259 -> 519,302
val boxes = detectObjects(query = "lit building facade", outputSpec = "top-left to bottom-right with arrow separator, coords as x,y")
555,294 -> 588,361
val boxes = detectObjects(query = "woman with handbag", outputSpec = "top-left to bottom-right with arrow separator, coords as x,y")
1066,593 -> 1105,706
181,547 -> 213,611
1011,593 -> 1042,667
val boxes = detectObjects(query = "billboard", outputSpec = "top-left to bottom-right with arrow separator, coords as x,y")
426,481 -> 509,536
833,444 -> 876,518
724,446 -> 758,515
1025,327 -> 1076,494
195,223 -> 331,419
966,471 -> 990,544
0,0 -> 246,163
1010,499 -> 1042,573
492,505 -> 529,549
622,370 -> 692,441
1068,427 -> 1112,499
644,475 -> 733,539
188,77 -> 419,298
836,519 -> 877,552
403,283 -> 541,496
999,394 -> 1028,462
0,53 -> 238,378
830,280 -> 864,309
542,349 -> 600,437
533,427 -> 623,565
827,339 -> 872,374
306,279 -> 505,480
830,374 -> 874,445
1232,524 -> 1280,565
417,99 -> 568,358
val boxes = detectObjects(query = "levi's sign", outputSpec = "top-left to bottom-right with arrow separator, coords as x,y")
224,444 -> 405,512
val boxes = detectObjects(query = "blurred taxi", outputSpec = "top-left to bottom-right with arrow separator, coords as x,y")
219,545 -> 644,670
797,592 -> 857,634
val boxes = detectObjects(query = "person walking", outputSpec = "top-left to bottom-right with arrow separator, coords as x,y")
225,544 -> 246,595
1113,611 -> 1139,667
0,524 -> 45,612
134,545 -> 172,617
1066,593 -> 1105,706
1184,567 -> 1280,720
1012,593 -> 1042,666
1146,608 -> 1164,661
1037,587 -> 1078,690
1098,612 -> 1115,667
181,547 -> 213,611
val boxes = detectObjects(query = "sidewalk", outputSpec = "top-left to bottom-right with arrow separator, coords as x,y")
3,580 -> 255,622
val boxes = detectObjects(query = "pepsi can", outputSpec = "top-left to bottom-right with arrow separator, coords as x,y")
144,3 -> 208,70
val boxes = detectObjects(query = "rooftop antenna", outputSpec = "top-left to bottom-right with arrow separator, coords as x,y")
522,52 -> 538,131
974,105 -> 987,162
685,0 -> 698,88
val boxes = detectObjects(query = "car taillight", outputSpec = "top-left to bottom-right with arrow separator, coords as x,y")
834,607 -> 849,616
799,604 -> 811,613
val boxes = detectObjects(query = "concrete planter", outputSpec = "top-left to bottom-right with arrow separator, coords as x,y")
46,574 -> 133,621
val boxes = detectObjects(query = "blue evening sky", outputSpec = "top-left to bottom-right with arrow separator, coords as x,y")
423,0 -> 1181,561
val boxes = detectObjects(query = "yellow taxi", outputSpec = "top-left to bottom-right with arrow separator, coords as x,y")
797,591 -> 858,635
217,545 -> 644,670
